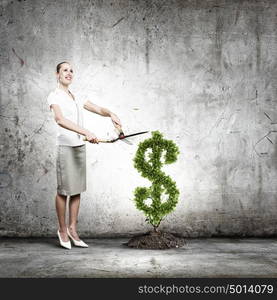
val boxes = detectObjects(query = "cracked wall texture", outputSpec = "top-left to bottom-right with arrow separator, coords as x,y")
1,0 -> 277,237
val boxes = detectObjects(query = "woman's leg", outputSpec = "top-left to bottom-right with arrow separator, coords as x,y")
56,193 -> 69,242
68,193 -> 81,241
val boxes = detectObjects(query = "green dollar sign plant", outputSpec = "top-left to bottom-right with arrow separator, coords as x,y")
133,131 -> 180,233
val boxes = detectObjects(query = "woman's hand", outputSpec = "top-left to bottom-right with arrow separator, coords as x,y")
85,131 -> 99,144
110,113 -> 122,131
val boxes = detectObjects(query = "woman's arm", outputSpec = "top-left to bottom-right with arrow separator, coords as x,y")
50,104 -> 99,143
84,100 -> 112,116
84,100 -> 122,129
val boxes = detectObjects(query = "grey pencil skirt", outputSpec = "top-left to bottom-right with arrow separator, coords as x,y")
56,144 -> 86,196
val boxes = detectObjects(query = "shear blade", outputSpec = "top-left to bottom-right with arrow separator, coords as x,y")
121,138 -> 133,145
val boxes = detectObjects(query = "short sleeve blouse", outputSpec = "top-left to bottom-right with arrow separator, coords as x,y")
46,87 -> 86,146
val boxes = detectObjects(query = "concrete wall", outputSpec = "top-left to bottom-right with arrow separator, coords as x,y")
1,0 -> 277,237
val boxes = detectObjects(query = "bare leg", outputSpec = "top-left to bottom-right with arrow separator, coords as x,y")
55,193 -> 69,242
68,193 -> 81,241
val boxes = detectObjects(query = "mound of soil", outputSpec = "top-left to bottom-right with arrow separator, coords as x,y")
124,230 -> 186,249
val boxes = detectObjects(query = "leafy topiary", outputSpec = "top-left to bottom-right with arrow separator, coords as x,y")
133,131 -> 180,232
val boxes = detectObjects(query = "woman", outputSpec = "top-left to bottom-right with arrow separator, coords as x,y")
46,61 -> 122,249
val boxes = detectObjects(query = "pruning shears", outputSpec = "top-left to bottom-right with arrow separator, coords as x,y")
83,127 -> 148,144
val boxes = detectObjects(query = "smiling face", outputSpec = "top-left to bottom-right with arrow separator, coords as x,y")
56,62 -> 74,86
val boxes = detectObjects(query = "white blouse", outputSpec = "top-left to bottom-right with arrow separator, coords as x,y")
46,87 -> 86,146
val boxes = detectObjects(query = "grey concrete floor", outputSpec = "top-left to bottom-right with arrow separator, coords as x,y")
0,238 -> 277,278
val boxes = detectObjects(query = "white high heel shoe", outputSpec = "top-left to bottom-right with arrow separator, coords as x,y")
67,228 -> 88,248
57,230 -> 71,249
